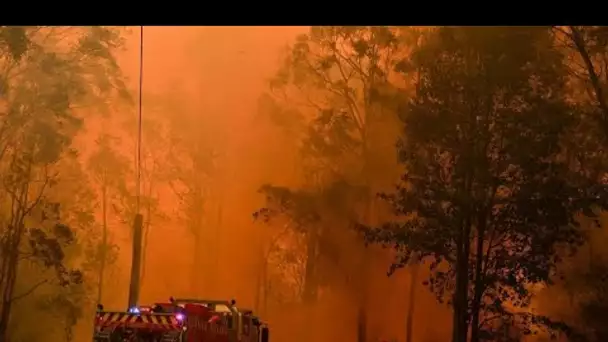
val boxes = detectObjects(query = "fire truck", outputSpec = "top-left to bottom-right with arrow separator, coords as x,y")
92,298 -> 270,342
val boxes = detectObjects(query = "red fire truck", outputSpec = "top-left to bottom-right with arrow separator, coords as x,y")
93,298 -> 270,342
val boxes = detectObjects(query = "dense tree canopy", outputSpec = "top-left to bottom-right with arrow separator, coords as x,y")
362,26 -> 608,342
0,26 -> 127,341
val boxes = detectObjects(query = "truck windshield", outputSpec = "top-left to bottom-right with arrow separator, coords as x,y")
214,304 -> 232,313
152,303 -> 183,313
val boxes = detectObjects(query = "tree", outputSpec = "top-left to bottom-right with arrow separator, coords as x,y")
534,216 -> 608,342
575,262 -> 608,340
87,133 -> 129,305
156,83 -> 223,296
48,150 -> 118,342
405,253 -> 420,342
254,180 -> 366,304
95,87 -> 174,301
256,26 -> 409,342
554,26 -> 608,137
0,26 -> 126,341
254,181 -> 367,342
36,282 -> 86,342
253,221 -> 308,313
362,26 -> 605,342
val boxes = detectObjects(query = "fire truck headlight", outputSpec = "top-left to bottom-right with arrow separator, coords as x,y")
175,313 -> 185,321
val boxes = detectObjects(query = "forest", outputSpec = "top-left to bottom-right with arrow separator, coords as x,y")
1,25 -> 608,342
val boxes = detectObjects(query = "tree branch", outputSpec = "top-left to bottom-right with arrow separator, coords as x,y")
10,279 -> 48,303
568,26 -> 608,135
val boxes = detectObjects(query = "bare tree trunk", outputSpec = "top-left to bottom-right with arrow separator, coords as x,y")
355,244 -> 372,342
302,229 -> 319,304
0,166 -> 33,342
97,183 -> 108,305
255,230 -> 273,317
357,304 -> 368,342
405,257 -> 419,342
470,217 -> 486,342
0,239 -> 18,342
452,217 -> 471,342
0,221 -> 25,342
254,243 -> 264,313
566,26 -> 608,140
191,235 -> 202,296
140,174 -> 155,292
210,192 -> 223,296
262,265 -> 269,316
190,186 -> 205,296
0,294 -> 11,342
357,152 -> 374,342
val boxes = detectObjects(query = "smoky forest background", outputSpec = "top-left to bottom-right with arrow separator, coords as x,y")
1,25 -> 608,342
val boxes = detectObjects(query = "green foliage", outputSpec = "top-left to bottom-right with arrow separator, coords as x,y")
362,26 -> 607,341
